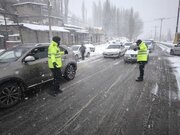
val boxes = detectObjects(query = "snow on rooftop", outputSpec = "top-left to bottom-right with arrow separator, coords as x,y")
93,27 -> 103,30
9,34 -> 20,37
13,2 -> 47,6
64,24 -> 83,29
76,29 -> 89,34
21,23 -> 69,33
6,40 -> 21,43
0,21 -> 14,25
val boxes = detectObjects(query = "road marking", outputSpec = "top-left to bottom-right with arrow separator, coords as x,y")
54,93 -> 99,135
105,66 -> 136,95
62,59 -> 123,90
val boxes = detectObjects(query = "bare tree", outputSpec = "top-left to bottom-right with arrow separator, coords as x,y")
91,0 -> 143,38
81,0 -> 85,23
64,0 -> 69,23
128,8 -> 134,41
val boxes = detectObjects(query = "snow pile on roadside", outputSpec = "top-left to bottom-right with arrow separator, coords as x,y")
168,57 -> 180,100
158,44 -> 171,53
158,43 -> 180,99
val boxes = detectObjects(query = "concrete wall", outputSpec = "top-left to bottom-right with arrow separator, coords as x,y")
21,29 -> 37,43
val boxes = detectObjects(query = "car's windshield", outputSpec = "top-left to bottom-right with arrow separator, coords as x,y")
0,47 -> 29,63
107,45 -> 121,49
71,46 -> 79,51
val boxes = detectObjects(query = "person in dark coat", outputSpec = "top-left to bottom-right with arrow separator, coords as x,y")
80,43 -> 86,60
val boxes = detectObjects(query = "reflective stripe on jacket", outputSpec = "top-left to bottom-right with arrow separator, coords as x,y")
48,41 -> 64,68
137,42 -> 148,62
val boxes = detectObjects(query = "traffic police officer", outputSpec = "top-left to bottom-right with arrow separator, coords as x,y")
135,39 -> 148,81
48,36 -> 64,95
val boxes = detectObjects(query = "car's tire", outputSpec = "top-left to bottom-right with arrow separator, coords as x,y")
64,64 -> 76,80
170,50 -> 174,55
0,82 -> 22,108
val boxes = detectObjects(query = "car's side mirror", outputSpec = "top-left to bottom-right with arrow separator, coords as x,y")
24,56 -> 35,63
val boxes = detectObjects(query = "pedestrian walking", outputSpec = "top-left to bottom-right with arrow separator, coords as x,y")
135,39 -> 148,82
80,43 -> 86,60
48,36 -> 64,96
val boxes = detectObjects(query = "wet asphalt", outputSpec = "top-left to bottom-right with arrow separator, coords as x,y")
0,44 -> 180,135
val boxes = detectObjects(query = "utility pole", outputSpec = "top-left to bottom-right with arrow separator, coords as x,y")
48,0 -> 52,42
154,17 -> 172,41
154,25 -> 157,40
176,0 -> 180,33
159,18 -> 165,41
174,0 -> 180,44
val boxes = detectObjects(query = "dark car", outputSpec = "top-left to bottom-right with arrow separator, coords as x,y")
0,43 -> 77,108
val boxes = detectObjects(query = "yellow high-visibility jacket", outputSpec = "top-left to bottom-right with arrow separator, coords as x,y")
48,41 -> 64,68
137,42 -> 148,62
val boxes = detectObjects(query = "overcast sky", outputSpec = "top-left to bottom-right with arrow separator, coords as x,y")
69,0 -> 179,39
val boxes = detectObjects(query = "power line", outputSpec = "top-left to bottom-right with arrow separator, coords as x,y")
154,17 -> 174,41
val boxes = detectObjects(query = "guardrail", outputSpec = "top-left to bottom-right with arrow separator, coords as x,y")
157,42 -> 175,48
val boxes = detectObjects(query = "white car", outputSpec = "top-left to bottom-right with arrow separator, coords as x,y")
124,45 -> 149,63
71,45 -> 91,60
84,44 -> 95,52
103,44 -> 126,58
124,46 -> 138,63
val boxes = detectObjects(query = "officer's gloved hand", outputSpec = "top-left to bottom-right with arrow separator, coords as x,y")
134,48 -> 137,51
53,62 -> 58,68
65,50 -> 68,54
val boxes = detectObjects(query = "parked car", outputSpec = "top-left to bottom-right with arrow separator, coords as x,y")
0,43 -> 77,108
144,40 -> 155,53
84,44 -> 95,52
103,44 -> 126,58
170,43 -> 180,55
83,41 -> 95,52
71,45 -> 91,60
124,45 -> 149,63
124,45 -> 138,63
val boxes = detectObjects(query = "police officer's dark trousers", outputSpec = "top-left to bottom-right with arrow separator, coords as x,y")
50,68 -> 61,92
81,52 -> 85,60
138,62 -> 146,80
